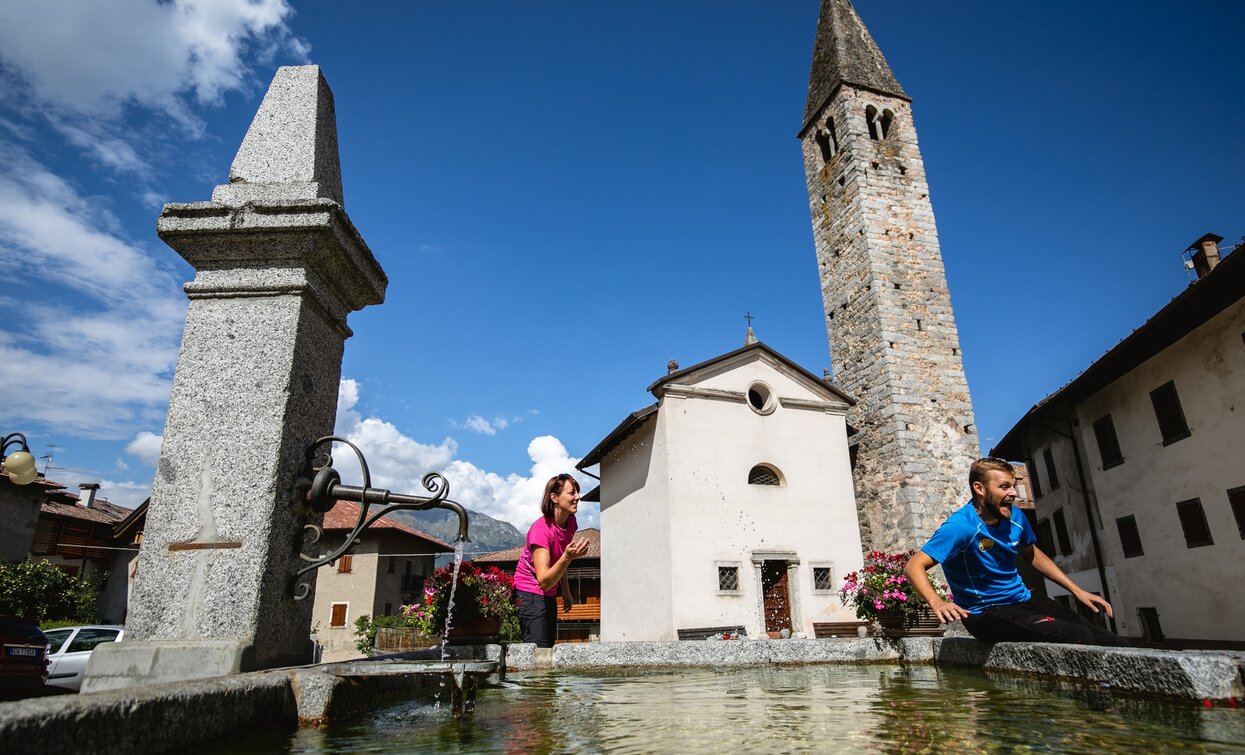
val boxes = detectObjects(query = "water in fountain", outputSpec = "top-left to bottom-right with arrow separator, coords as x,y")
433,540 -> 466,709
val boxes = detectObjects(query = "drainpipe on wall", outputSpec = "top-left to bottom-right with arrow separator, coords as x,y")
1038,419 -> 1117,635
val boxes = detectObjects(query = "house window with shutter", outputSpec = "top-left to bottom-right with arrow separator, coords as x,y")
330,603 -> 348,627
1093,414 -> 1124,468
1175,498 -> 1213,548
337,554 -> 353,573
1052,509 -> 1072,555
1229,486 -> 1245,539
1150,380 -> 1191,445
1115,515 -> 1144,558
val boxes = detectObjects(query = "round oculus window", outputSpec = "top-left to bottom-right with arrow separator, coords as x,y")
746,381 -> 776,415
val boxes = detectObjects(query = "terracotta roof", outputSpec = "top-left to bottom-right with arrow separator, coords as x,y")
475,527 -> 601,563
40,497 -> 133,526
321,500 -> 454,551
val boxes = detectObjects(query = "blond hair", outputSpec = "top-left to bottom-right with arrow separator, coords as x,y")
969,457 -> 1015,489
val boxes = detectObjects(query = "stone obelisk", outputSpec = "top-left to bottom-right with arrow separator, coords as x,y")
85,66 -> 387,691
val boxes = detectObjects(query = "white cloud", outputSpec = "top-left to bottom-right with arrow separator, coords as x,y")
114,457 -> 128,472
453,413 -> 523,436
464,415 -> 497,436
0,145 -> 186,438
335,379 -> 597,531
125,432 -> 164,467
0,0 -> 307,124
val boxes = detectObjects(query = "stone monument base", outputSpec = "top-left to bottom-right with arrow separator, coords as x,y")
82,639 -> 309,693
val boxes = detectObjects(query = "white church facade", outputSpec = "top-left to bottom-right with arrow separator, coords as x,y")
579,338 -> 866,641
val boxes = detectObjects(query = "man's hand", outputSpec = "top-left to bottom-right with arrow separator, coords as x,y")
1073,589 -> 1114,618
927,598 -> 971,624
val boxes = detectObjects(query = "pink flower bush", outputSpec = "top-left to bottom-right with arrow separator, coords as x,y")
839,550 -> 951,624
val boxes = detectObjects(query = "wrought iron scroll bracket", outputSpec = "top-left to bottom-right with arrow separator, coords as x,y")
290,435 -> 465,600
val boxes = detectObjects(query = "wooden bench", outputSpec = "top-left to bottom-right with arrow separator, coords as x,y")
677,626 -> 747,641
813,621 -> 869,638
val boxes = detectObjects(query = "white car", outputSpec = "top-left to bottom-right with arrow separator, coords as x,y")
41,625 -> 123,692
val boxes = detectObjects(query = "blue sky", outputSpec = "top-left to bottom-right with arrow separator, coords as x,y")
1,1 -> 1242,533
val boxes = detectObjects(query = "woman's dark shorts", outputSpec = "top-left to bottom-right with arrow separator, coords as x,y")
517,590 -> 558,648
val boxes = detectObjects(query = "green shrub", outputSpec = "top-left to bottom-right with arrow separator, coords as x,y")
0,560 -> 107,623
354,613 -> 421,655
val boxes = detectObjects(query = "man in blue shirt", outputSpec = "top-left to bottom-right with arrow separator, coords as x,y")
905,457 -> 1125,645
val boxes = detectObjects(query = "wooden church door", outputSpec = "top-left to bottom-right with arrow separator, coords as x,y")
761,561 -> 793,636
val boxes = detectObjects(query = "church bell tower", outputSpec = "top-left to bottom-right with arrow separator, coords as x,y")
799,0 -> 980,552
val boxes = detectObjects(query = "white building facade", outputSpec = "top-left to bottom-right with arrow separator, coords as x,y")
994,236 -> 1245,648
582,341 -> 866,641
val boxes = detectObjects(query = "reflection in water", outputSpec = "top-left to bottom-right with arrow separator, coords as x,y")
225,665 -> 1245,754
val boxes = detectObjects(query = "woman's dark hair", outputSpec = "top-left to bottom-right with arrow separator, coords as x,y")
541,473 -> 580,519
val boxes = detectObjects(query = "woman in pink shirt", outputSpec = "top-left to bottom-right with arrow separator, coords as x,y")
514,473 -> 590,647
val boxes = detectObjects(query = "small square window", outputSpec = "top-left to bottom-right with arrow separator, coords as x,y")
812,567 -> 833,591
1093,414 -> 1125,469
1150,381 -> 1191,445
1028,458 -> 1043,498
1052,509 -> 1073,555
1115,515 -> 1143,558
1043,447 -> 1060,490
1229,487 -> 1245,540
1175,498 -> 1213,548
1137,607 -> 1164,643
718,566 -> 740,592
1037,518 -> 1055,555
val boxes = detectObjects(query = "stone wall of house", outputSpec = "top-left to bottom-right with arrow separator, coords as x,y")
801,85 -> 979,552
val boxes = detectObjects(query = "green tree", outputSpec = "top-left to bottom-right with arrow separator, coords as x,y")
0,560 -> 106,623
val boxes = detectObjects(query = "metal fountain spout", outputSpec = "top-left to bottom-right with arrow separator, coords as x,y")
290,435 -> 470,599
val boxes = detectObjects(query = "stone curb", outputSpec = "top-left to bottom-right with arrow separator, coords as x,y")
932,638 -> 1245,701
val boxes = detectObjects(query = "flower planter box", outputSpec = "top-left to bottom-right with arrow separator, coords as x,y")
874,608 -> 945,638
375,627 -> 440,652
446,616 -> 501,645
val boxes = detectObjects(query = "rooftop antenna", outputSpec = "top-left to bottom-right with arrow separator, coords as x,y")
41,443 -> 59,475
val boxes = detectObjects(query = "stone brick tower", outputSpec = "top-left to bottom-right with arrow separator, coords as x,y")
799,0 -> 979,552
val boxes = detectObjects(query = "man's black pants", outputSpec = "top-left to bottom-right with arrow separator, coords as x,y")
962,594 -> 1128,646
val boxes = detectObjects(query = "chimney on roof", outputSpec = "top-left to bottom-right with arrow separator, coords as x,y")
1186,233 -> 1223,280
78,483 -> 100,508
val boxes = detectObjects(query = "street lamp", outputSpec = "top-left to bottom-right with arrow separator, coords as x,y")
1,433 -> 37,485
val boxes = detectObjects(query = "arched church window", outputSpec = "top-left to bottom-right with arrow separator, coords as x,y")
815,118 -> 839,162
748,464 -> 783,486
866,106 -> 893,140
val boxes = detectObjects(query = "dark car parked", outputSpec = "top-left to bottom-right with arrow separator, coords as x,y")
0,617 -> 50,697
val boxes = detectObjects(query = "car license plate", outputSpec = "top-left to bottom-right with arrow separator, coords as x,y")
6,647 -> 39,657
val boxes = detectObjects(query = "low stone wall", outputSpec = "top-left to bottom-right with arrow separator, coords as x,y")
539,637 -> 933,669
3,637 -> 1240,753
0,673 -> 294,755
932,638 -> 1244,702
